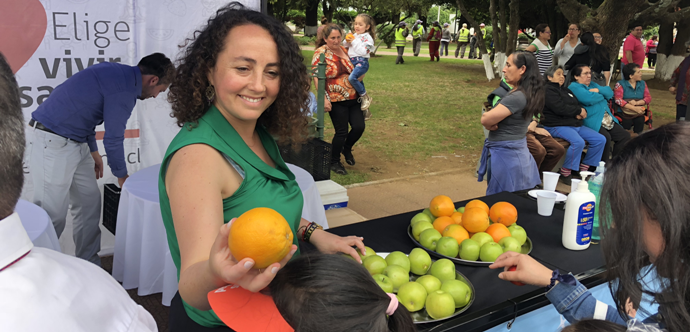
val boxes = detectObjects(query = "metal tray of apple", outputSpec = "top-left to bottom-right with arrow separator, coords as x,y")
406,225 -> 533,267
372,251 -> 475,324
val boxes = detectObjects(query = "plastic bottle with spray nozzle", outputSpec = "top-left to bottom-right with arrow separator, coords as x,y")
562,171 -> 596,250
590,162 -> 605,241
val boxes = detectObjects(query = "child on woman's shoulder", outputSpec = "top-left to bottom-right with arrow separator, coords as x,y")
343,13 -> 376,120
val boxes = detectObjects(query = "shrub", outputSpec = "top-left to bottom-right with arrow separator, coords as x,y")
294,36 -> 316,46
377,24 -> 395,48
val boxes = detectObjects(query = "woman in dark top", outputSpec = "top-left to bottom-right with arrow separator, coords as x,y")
541,65 -> 606,185
565,32 -> 611,86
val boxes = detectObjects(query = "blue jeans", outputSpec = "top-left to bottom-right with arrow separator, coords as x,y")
349,57 -> 369,96
544,126 -> 606,171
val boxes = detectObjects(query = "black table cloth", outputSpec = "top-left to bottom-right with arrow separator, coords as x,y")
327,191 -> 607,331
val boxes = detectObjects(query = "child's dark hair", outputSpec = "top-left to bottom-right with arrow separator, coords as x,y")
355,13 -> 376,41
271,253 -> 416,332
560,320 -> 626,332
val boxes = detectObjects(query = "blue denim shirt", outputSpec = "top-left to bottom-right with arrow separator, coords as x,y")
545,275 -> 662,326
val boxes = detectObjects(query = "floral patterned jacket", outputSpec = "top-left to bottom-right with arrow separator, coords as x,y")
312,45 -> 357,103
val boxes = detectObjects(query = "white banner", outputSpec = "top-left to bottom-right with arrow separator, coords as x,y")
1,0 -> 260,255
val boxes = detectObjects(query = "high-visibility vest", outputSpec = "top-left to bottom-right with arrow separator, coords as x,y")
481,28 -> 487,39
458,28 -> 470,42
395,27 -> 407,47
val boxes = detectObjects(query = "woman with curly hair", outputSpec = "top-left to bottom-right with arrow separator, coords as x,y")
159,3 -> 367,330
313,23 -> 366,175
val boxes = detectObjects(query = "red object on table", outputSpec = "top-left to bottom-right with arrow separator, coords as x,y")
508,266 -> 525,286
208,285 -> 293,332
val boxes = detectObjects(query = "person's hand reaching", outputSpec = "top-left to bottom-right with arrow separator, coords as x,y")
489,252 -> 553,287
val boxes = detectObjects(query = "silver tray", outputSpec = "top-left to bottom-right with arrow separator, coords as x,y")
407,225 -> 533,267
379,252 -> 475,324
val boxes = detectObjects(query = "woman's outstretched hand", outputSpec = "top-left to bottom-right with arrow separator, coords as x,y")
310,230 -> 367,263
488,252 -> 553,287
209,220 -> 297,292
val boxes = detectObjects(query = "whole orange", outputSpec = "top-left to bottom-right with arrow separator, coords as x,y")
461,207 -> 490,233
485,223 -> 512,243
465,199 -> 490,215
433,216 -> 456,234
450,212 -> 463,225
443,224 -> 470,245
228,207 -> 294,269
489,202 -> 518,226
429,195 -> 455,217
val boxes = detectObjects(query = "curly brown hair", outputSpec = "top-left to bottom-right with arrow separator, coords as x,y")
167,2 -> 310,146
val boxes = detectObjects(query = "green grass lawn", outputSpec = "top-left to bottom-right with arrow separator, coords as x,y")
303,50 -> 492,184
375,41 -> 480,58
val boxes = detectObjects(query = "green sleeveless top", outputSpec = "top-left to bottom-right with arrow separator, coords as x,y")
158,105 -> 304,327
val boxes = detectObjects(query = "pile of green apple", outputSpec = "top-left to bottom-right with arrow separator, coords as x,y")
359,247 -> 472,320
410,208 -> 528,263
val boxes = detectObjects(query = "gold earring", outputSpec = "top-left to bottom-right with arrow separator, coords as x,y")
206,85 -> 215,102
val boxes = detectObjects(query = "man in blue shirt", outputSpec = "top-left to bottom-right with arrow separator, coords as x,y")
29,53 -> 174,265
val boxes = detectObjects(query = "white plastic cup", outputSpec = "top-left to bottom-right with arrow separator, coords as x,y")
571,179 -> 581,193
537,191 -> 558,216
542,172 -> 560,191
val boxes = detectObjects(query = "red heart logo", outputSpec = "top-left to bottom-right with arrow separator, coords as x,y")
0,0 -> 47,74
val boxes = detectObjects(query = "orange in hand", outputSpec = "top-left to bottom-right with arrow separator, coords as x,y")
465,199 -> 490,215
433,216 -> 456,234
430,195 -> 455,217
228,207 -> 294,269
461,207 -> 490,233
486,223 -> 512,243
489,202 -> 518,226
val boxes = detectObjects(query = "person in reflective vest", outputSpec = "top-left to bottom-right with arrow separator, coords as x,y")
455,23 -> 470,58
412,20 -> 424,57
395,22 -> 409,64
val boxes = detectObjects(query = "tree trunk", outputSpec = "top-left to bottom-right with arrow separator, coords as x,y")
304,0 -> 319,36
505,0 -> 520,55
656,17 -> 690,80
457,0 -> 494,80
499,0 -> 508,53
489,0 -> 502,51
323,1 -> 335,23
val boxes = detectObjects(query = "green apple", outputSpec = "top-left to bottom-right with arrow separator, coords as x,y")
383,265 -> 410,292
385,251 -> 411,273
409,248 -> 432,275
508,224 -> 527,246
363,255 -> 387,275
419,228 -> 442,251
429,259 -> 456,283
425,290 -> 456,319
416,275 -> 442,293
459,239 -> 480,261
372,274 -> 394,293
397,281 -> 427,312
411,212 -> 433,227
422,208 -> 436,221
499,236 -> 522,253
358,246 -> 377,261
435,237 -> 459,258
441,279 -> 472,308
412,221 -> 434,241
479,242 -> 503,262
457,206 -> 465,213
471,232 -> 494,247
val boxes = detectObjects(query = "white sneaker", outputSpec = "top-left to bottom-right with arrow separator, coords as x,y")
363,109 -> 372,121
360,94 -> 372,110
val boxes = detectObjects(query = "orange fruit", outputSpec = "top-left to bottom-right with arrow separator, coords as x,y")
228,207 -> 294,269
450,211 -> 463,225
465,199 -> 490,215
461,207 -> 490,233
433,216 -> 456,234
443,224 -> 470,245
429,195 -> 455,217
489,202 -> 518,226
485,223 -> 512,243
